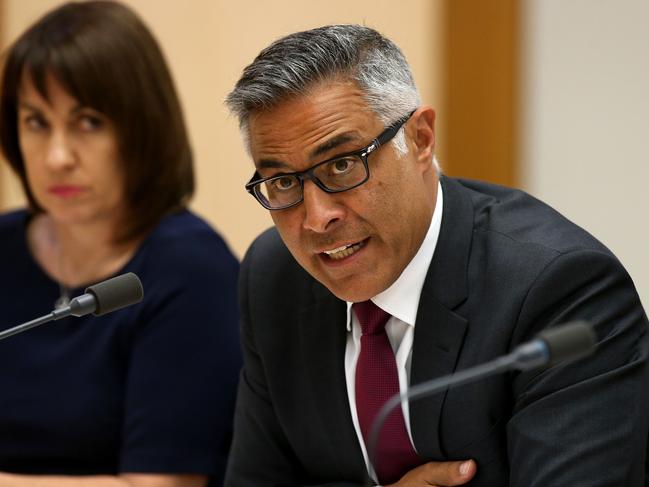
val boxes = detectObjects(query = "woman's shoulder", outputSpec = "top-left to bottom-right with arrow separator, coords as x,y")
0,208 -> 28,233
137,209 -> 238,275
0,209 -> 29,253
129,210 -> 239,309
147,209 -> 230,249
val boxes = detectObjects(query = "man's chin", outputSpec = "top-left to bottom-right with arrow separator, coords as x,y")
317,273 -> 388,303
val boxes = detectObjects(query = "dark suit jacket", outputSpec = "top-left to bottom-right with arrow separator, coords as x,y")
225,177 -> 649,486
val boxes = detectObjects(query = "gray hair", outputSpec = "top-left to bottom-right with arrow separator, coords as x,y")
226,24 -> 421,156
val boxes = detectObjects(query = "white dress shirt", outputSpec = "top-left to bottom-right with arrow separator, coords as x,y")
344,181 -> 444,479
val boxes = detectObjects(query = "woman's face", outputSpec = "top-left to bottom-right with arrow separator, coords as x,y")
17,73 -> 127,228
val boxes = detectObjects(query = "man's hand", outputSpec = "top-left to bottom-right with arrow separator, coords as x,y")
386,459 -> 476,486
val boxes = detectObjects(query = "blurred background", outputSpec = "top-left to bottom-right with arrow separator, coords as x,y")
1,0 -> 647,305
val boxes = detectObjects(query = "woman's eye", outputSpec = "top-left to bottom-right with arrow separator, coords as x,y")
78,114 -> 104,131
22,115 -> 47,131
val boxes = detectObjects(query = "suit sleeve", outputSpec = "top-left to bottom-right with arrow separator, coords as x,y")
224,240 -> 362,487
507,248 -> 649,486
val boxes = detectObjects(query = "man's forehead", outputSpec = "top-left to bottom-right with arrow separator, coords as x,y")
248,113 -> 374,170
245,80 -> 384,170
249,79 -> 372,126
252,132 -> 367,173
249,89 -> 375,138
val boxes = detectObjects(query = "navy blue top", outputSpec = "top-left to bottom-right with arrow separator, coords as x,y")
0,209 -> 241,485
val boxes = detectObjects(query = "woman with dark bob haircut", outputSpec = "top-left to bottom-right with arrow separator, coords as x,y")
0,2 -> 241,486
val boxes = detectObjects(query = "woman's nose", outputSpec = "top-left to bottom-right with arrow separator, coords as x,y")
44,132 -> 76,170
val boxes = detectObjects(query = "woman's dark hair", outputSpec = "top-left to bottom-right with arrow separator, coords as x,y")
0,0 -> 194,243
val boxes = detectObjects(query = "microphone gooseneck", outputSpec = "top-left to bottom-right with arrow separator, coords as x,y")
0,273 -> 144,341
366,320 -> 596,477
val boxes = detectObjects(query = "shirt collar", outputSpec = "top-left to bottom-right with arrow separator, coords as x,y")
346,180 -> 444,330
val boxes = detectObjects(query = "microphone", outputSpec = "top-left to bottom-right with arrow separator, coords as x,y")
367,320 -> 596,473
0,272 -> 144,341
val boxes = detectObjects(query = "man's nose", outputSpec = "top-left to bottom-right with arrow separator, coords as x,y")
301,180 -> 345,233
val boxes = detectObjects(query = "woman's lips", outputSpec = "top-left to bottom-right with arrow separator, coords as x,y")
48,185 -> 86,198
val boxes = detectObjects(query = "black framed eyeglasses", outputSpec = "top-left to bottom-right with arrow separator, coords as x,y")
245,109 -> 416,210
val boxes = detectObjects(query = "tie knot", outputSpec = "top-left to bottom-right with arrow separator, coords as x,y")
353,300 -> 390,335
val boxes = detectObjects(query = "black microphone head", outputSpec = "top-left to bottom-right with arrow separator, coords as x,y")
85,272 -> 144,316
537,320 -> 596,365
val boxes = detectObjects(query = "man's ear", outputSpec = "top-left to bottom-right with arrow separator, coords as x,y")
409,106 -> 436,165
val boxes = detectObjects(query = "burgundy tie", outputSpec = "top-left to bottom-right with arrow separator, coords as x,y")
353,300 -> 420,485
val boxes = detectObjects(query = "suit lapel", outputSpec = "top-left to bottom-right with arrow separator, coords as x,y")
410,299 -> 468,459
299,281 -> 370,481
410,177 -> 474,460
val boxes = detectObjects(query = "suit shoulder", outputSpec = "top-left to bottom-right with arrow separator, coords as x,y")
452,178 -> 611,257
242,227 -> 311,285
243,227 -> 288,264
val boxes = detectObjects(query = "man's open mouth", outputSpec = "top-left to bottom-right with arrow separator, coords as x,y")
322,240 -> 366,260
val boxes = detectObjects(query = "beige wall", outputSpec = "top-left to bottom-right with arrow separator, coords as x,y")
520,0 -> 649,305
0,0 -> 445,259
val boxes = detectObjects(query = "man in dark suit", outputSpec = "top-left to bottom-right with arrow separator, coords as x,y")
224,24 -> 649,486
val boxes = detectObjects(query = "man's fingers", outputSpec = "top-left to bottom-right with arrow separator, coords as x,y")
388,459 -> 477,486
420,459 -> 476,485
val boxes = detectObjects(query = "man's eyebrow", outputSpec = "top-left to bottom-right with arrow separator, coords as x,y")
310,133 -> 360,159
257,159 -> 290,171
256,132 -> 363,171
